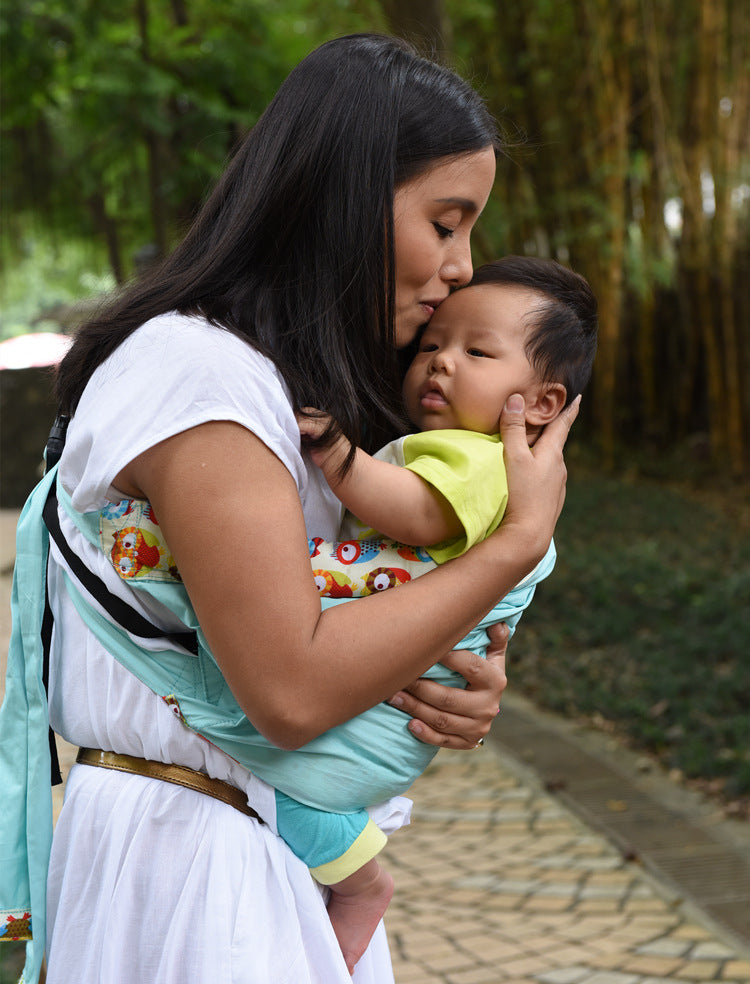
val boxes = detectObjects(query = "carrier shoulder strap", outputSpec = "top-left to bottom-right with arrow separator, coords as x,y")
42,480 -> 199,656
41,557 -> 63,785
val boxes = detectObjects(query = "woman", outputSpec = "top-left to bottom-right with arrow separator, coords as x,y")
15,34 -> 575,983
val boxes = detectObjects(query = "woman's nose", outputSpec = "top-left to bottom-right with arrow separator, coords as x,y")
441,238 -> 473,287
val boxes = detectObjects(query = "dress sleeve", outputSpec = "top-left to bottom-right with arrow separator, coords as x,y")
400,429 -> 509,563
61,313 -> 308,514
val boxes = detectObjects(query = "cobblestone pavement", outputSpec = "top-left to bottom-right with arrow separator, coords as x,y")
381,748 -> 750,984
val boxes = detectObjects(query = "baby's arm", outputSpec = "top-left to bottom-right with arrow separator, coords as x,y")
298,409 -> 462,547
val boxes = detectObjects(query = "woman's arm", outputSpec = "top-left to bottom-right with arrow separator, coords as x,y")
298,411 -> 511,749
117,394 -> 577,751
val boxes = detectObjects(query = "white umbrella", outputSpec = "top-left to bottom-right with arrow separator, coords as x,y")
0,332 -> 73,370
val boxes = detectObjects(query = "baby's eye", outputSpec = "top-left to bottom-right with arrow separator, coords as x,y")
467,348 -> 489,358
432,222 -> 454,239
420,342 -> 439,353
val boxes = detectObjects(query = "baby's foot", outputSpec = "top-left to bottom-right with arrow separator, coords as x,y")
327,866 -> 395,975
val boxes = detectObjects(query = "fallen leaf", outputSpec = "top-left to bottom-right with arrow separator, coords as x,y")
606,799 -> 628,812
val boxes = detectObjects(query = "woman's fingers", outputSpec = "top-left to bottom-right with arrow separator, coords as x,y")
500,393 -> 580,457
442,645 -> 507,704
405,722 -> 481,750
389,644 -> 507,749
536,395 -> 579,515
534,394 -> 581,453
498,393 -> 531,454
499,393 -> 581,557
390,678 -> 486,748
485,620 -> 510,672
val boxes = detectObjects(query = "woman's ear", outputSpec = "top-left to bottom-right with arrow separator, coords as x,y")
525,383 -> 567,427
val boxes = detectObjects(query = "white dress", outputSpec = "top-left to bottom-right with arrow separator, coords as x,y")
45,314 -> 397,983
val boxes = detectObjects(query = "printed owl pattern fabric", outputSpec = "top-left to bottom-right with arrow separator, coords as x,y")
308,429 -> 509,596
100,499 -> 181,582
99,496 -> 436,597
0,911 -> 32,942
309,536 -> 435,598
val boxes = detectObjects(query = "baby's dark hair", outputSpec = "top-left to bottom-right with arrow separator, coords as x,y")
469,256 -> 598,406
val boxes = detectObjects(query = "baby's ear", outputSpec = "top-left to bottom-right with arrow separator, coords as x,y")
525,383 -> 567,427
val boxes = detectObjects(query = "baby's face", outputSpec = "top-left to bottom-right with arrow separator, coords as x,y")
403,283 -> 542,434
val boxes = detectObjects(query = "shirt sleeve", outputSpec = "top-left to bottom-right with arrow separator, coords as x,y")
61,313 -> 308,514
400,429 -> 509,563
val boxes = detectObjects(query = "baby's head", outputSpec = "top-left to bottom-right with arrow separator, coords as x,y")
403,255 -> 597,438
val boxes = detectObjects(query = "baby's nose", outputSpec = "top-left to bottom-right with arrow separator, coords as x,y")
430,350 -> 453,373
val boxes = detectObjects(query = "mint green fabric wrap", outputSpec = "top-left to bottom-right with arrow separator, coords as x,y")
59,477 -> 555,812
0,468 -> 57,984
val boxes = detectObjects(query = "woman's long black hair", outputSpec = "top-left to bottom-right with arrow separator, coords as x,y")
55,34 -> 499,453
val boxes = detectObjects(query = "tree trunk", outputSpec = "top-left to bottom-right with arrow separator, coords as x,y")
579,0 -> 634,468
88,191 -> 123,284
136,0 -> 169,257
710,0 -> 749,472
674,0 -> 727,462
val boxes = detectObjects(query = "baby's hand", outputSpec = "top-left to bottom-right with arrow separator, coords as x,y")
297,407 -> 351,477
297,407 -> 332,442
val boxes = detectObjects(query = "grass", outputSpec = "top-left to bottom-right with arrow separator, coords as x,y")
510,450 -> 750,805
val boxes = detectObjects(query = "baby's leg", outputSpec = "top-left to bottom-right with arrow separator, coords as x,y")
274,792 -> 392,970
327,858 -> 395,975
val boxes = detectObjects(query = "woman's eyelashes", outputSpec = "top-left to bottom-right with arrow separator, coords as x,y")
432,222 -> 454,239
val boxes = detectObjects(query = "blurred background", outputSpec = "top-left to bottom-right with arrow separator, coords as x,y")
0,2 -> 748,810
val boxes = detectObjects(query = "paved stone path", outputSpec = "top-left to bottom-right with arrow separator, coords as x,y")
382,748 -> 750,984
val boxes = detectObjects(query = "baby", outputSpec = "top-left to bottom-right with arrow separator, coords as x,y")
295,255 -> 598,970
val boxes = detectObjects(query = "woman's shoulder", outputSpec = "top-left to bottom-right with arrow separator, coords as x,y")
127,311 -> 277,375
90,311 -> 291,411
63,313 -> 303,513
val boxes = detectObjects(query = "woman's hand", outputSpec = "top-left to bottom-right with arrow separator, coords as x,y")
387,622 -> 510,750
499,392 -> 580,563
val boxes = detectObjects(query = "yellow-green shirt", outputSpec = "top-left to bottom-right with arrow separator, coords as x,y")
342,430 -> 508,565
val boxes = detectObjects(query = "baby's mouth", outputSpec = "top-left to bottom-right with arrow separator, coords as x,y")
419,382 -> 449,409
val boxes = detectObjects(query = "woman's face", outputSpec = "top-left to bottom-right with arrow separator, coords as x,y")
392,147 -> 496,348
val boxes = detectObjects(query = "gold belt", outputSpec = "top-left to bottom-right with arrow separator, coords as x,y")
76,747 -> 264,823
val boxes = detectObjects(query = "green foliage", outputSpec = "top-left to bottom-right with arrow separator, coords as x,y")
1,0 -> 385,278
2,0 -> 748,467
512,467 -> 750,796
0,229 -> 115,340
